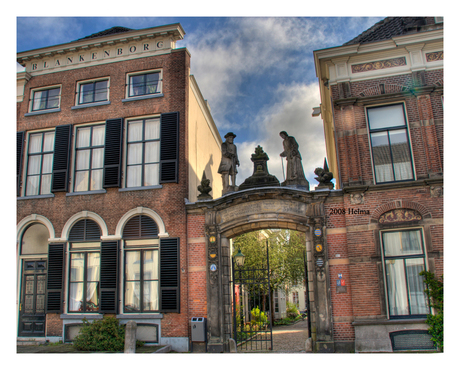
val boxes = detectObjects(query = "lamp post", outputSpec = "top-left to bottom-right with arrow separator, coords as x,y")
232,248 -> 245,344
234,248 -> 245,268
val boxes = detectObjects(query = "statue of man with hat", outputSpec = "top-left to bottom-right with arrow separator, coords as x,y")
218,132 -> 239,194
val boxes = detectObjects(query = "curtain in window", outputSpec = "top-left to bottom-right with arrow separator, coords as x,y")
390,130 -> 413,181
406,259 -> 429,315
386,259 -> 409,316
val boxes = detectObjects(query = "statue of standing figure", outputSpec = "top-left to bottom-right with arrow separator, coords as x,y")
279,131 -> 309,189
218,132 -> 240,194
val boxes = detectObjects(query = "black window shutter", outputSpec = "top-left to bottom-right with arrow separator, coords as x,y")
17,131 -> 25,196
46,243 -> 65,313
99,241 -> 119,313
103,118 -> 124,188
160,112 -> 179,183
51,124 -> 72,192
123,215 -> 159,239
160,238 -> 180,312
68,219 -> 102,241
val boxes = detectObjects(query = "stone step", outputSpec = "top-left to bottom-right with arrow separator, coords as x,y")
17,339 -> 47,346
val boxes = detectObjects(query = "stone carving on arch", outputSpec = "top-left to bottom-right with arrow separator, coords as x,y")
60,211 -> 109,241
370,200 -> 431,224
358,83 -> 409,97
115,206 -> 169,239
17,214 -> 56,243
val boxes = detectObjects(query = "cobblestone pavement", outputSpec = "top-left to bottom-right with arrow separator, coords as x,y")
238,319 -> 310,353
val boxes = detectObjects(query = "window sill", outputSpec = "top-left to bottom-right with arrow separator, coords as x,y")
66,189 -> 107,196
17,194 -> 55,200
61,314 -> 103,319
116,314 -> 163,319
25,108 -> 61,116
71,101 -> 111,110
119,185 -> 162,192
122,93 -> 163,103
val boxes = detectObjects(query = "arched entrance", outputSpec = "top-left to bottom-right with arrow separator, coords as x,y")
186,186 -> 334,352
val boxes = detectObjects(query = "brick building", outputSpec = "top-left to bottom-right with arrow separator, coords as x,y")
313,17 -> 443,351
16,23 -> 222,351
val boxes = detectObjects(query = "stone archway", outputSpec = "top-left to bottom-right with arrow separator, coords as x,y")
186,186 -> 334,352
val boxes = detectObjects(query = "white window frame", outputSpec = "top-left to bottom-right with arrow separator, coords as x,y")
365,102 -> 416,184
380,227 -> 430,319
28,85 -> 61,113
124,69 -> 163,101
69,122 -> 106,195
75,77 -> 110,107
22,129 -> 56,198
122,115 -> 161,190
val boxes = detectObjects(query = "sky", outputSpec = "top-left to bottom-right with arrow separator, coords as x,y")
16,15 -> 384,188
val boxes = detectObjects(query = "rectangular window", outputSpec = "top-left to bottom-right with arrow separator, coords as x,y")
127,71 -> 161,98
78,79 -> 108,105
367,104 -> 414,183
73,125 -> 105,192
124,249 -> 159,312
382,229 -> 429,318
69,252 -> 100,312
126,118 -> 160,188
31,87 -> 61,112
25,131 -> 55,196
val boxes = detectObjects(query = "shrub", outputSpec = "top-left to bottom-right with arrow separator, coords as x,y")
420,271 -> 443,351
250,306 -> 267,324
73,316 -> 143,352
286,301 -> 299,319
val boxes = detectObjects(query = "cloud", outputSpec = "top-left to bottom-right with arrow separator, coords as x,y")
234,81 -> 326,187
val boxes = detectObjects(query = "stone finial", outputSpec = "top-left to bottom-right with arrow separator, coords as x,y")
197,171 -> 212,200
314,158 -> 334,190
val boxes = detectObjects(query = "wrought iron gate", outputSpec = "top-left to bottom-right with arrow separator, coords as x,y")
232,246 -> 273,352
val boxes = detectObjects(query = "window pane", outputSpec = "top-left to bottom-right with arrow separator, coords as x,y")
92,148 -> 104,169
87,253 -> 100,281
389,129 -> 413,181
371,132 -> 393,182
47,88 -> 60,108
368,104 -> 406,130
385,259 -> 409,316
27,156 -> 41,175
26,176 -> 39,196
125,251 -> 141,281
86,282 -> 99,311
143,281 -> 159,311
130,75 -> 145,96
145,119 -> 160,140
128,121 -> 143,142
80,83 -> 94,104
406,258 -> 429,315
29,134 -> 42,154
32,90 -> 46,111
76,128 -> 91,148
70,253 -> 85,282
69,282 -> 84,311
76,150 -> 90,170
143,250 -> 158,280
95,80 -> 108,102
90,170 -> 103,191
145,141 -> 160,163
92,126 -> 105,146
383,230 -> 423,257
146,73 -> 159,94
127,143 -> 142,165
74,171 -> 89,192
42,153 -> 53,173
43,132 -> 55,152
144,164 -> 159,186
40,174 -> 52,195
124,282 -> 141,312
127,166 -> 142,187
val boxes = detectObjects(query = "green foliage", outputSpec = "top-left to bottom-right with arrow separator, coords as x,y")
73,316 -> 143,352
251,306 -> 268,324
286,301 -> 299,319
420,271 -> 443,351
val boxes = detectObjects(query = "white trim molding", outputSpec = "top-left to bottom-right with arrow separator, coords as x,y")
60,210 -> 109,241
17,214 -> 56,243
115,206 -> 169,238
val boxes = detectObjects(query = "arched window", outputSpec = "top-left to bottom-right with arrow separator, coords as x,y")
21,223 -> 49,255
69,219 -> 101,241
123,214 -> 159,239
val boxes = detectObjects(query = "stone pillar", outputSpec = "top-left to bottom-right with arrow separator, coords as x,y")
124,320 -> 137,353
